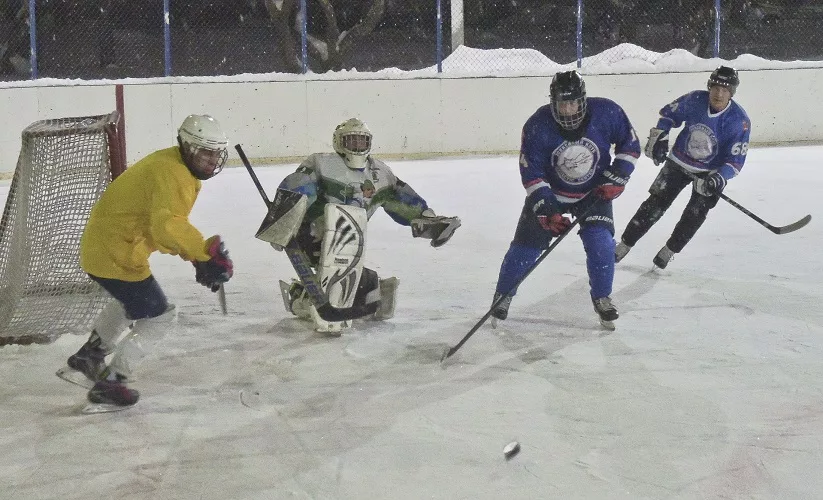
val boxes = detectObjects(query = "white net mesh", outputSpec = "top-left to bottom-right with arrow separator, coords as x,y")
0,112 -> 125,346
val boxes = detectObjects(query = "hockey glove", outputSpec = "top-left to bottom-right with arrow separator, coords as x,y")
537,213 -> 572,236
194,236 -> 234,292
594,168 -> 629,201
644,127 -> 669,166
411,209 -> 462,247
695,171 -> 727,197
528,186 -> 570,236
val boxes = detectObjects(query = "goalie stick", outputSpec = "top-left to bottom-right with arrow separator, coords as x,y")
441,208 -> 588,362
686,171 -> 811,234
234,144 -> 363,322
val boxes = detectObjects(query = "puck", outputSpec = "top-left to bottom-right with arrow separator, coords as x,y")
503,441 -> 520,460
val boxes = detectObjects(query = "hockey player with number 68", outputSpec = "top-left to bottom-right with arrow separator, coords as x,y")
267,118 -> 461,335
615,66 -> 752,269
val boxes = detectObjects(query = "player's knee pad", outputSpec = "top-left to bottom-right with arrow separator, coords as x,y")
682,193 -> 717,228
92,300 -> 133,351
108,304 -> 177,379
580,225 -> 616,263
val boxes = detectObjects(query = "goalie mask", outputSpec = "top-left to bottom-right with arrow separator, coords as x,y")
177,114 -> 229,180
333,118 -> 372,170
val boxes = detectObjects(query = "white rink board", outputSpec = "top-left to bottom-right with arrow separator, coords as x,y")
0,68 -> 821,174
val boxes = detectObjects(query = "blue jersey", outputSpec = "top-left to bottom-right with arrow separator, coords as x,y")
657,90 -> 751,181
519,97 -> 640,204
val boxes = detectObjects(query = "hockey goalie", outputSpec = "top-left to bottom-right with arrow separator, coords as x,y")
260,118 -> 461,335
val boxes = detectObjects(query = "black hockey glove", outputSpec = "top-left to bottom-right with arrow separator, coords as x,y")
695,171 -> 727,197
644,127 -> 669,166
193,236 -> 234,292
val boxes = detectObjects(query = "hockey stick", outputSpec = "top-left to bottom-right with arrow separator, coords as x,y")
234,144 -> 362,322
685,171 -> 811,234
218,284 -> 228,315
441,210 -> 587,362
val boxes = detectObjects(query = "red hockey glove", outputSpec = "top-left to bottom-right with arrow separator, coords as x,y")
193,235 -> 234,292
594,168 -> 630,201
537,213 -> 572,236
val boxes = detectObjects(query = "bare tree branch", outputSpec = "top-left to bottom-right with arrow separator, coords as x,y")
264,0 -> 301,73
264,0 -> 386,73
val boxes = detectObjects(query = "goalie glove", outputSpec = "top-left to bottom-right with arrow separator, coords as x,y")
411,209 -> 461,248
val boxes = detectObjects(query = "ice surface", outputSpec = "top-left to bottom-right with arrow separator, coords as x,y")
0,146 -> 821,499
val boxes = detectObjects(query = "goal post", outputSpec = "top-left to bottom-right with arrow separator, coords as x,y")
0,111 -> 126,346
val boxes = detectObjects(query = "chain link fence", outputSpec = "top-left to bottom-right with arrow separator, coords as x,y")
1,0 -> 821,81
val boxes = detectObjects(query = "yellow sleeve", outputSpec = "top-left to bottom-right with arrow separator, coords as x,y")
147,163 -> 210,262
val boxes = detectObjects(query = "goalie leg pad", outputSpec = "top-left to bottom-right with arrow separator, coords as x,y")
411,215 -> 461,247
310,204 -> 368,333
372,277 -> 399,321
318,204 -> 368,309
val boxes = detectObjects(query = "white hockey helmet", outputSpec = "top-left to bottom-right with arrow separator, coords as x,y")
177,114 -> 229,180
333,118 -> 372,170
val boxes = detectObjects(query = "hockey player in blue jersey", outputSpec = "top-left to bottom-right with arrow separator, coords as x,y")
615,66 -> 751,268
491,70 -> 641,329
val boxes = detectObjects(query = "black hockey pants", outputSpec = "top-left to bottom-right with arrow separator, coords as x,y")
621,160 -> 719,253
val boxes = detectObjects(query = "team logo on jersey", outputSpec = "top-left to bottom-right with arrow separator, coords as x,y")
361,179 -> 376,199
552,139 -> 600,185
685,123 -> 718,161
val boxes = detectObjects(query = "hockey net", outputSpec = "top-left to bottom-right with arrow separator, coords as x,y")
0,112 -> 126,346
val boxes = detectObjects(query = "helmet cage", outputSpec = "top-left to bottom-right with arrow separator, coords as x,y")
550,71 -> 588,131
177,114 -> 229,180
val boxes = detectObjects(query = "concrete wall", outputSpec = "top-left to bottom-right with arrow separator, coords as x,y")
1,68 -> 820,175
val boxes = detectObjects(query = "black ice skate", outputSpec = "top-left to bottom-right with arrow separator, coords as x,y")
653,245 -> 675,269
88,378 -> 139,407
592,296 -> 618,331
614,240 -> 632,263
64,333 -> 107,383
490,292 -> 513,328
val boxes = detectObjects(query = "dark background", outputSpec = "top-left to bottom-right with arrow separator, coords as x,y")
1,0 -> 820,80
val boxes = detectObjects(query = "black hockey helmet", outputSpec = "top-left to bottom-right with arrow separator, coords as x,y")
708,66 -> 739,96
550,70 -> 587,130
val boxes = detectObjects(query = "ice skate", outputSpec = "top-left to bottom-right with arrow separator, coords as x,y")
87,369 -> 139,409
653,245 -> 675,269
63,334 -> 107,384
490,292 -> 513,329
614,240 -> 632,263
592,296 -> 618,331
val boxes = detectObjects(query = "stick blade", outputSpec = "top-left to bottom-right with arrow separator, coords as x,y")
773,214 -> 811,235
